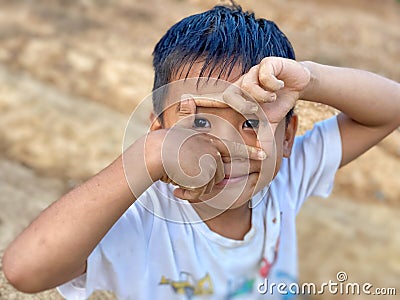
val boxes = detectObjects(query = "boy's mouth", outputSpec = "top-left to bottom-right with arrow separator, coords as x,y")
215,173 -> 257,186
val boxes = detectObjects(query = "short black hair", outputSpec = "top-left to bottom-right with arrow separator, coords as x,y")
152,4 -> 295,125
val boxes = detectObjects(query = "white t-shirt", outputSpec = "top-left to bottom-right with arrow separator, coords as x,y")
58,117 -> 342,300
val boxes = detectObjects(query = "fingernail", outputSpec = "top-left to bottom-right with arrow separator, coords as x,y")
278,80 -> 284,89
181,94 -> 191,101
270,93 -> 277,101
258,149 -> 267,159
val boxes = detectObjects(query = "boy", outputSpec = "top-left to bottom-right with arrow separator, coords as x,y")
2,4 -> 399,300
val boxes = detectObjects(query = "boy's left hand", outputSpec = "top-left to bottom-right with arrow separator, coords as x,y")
194,57 -> 311,127
240,57 -> 311,124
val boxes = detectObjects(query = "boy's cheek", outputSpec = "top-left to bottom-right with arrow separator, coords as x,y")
241,131 -> 260,148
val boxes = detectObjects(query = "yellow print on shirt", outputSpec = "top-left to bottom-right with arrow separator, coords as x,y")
159,272 -> 214,297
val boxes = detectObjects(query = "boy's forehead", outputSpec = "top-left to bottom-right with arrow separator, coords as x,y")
165,61 -> 242,102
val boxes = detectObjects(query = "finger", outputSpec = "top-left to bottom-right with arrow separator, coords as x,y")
241,65 -> 277,103
192,93 -> 228,108
214,138 -> 267,160
252,107 -> 277,150
222,77 -> 259,114
173,187 -> 205,201
176,94 -> 196,128
174,93 -> 226,108
259,57 -> 285,92
256,119 -> 276,150
203,179 -> 213,195
204,177 -> 215,194
213,150 -> 225,184
174,162 -> 220,198
194,99 -> 229,109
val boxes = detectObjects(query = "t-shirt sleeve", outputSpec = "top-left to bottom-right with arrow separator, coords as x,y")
282,116 -> 342,213
57,241 -> 109,300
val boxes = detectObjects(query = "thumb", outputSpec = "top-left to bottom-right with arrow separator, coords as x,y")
176,94 -> 197,128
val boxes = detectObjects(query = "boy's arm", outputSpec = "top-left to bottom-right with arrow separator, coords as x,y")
2,100 -> 265,293
1,135 -> 154,293
1,129 -> 186,292
300,62 -> 400,167
230,57 -> 400,167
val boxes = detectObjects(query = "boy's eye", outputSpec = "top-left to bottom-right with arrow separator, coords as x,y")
243,119 -> 259,129
193,118 -> 211,128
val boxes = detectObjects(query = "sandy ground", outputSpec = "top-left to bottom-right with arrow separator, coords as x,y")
0,0 -> 399,299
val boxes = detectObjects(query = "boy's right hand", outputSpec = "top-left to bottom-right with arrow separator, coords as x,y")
146,98 -> 267,201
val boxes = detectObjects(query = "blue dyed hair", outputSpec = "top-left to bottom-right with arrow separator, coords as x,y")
152,4 -> 295,125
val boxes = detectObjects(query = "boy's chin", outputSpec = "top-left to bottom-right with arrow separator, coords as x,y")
198,174 -> 263,210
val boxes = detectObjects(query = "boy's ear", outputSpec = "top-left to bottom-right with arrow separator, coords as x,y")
283,114 -> 298,157
149,112 -> 162,131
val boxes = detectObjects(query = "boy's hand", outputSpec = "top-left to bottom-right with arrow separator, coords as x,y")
149,98 -> 267,201
194,57 -> 311,126
240,57 -> 311,124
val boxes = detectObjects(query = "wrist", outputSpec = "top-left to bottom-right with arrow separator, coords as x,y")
142,129 -> 167,182
123,132 -> 164,197
299,61 -> 319,100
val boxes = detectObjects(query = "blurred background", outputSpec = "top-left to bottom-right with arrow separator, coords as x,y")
0,0 -> 399,299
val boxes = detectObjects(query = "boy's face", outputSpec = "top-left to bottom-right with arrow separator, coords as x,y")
151,63 -> 297,210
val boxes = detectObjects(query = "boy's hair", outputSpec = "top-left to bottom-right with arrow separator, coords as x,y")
152,3 -> 295,126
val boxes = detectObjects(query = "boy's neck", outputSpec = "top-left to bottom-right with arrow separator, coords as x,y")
193,202 -> 252,240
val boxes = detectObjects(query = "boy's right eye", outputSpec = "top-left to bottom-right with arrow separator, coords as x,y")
193,117 -> 211,128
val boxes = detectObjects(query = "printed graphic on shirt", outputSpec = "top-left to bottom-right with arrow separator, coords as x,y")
226,278 -> 255,299
259,236 -> 280,278
159,271 -> 213,299
259,258 -> 272,278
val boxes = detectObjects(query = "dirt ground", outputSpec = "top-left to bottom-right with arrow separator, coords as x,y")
0,0 -> 399,299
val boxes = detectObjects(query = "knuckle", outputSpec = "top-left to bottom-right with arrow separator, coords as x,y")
252,91 -> 265,103
259,71 -> 268,83
222,92 -> 234,106
233,142 -> 244,156
236,102 -> 247,113
191,189 -> 203,198
241,81 -> 251,92
212,150 -> 221,159
222,89 -> 231,98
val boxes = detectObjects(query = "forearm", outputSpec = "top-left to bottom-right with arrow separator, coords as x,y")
301,61 -> 400,128
2,136 -> 154,292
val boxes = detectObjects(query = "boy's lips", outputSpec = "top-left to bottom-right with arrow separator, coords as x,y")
215,173 -> 257,186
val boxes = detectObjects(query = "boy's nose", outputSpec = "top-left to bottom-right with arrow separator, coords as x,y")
212,121 -> 243,144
